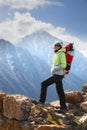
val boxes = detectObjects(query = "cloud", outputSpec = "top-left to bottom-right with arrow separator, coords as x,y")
0,12 -> 87,57
42,1 -> 64,7
0,0 -> 64,10
0,12 -> 65,43
0,1 -> 87,57
0,12 -> 36,42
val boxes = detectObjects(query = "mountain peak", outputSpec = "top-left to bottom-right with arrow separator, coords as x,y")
32,30 -> 51,36
21,30 -> 58,42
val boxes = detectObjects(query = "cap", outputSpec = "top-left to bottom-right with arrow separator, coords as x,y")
54,41 -> 63,47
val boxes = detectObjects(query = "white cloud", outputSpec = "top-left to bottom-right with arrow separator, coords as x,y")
0,12 -> 87,57
0,0 -> 64,10
0,12 -> 66,43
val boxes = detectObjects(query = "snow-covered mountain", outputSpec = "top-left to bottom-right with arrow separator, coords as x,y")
18,30 -> 87,85
0,39 -> 49,99
18,30 -> 58,65
0,30 -> 87,102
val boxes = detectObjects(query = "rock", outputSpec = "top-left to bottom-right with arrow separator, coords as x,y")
79,114 -> 87,129
82,82 -> 87,93
0,85 -> 86,130
0,93 -> 6,113
82,93 -> 87,101
65,91 -> 82,103
80,101 -> 87,112
51,100 -> 60,107
0,117 -> 34,130
3,94 -> 31,120
35,125 -> 69,130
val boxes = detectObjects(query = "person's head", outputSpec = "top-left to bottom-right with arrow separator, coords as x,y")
53,41 -> 63,52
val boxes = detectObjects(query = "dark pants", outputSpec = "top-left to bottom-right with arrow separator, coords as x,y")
39,74 -> 66,107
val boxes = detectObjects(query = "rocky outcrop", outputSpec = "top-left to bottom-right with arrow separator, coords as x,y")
35,125 -> 67,130
80,101 -> 87,112
0,82 -> 87,130
3,94 -> 31,120
82,82 -> 87,93
65,91 -> 82,103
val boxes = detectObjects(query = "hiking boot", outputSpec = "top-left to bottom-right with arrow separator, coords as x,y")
57,107 -> 67,113
38,101 -> 44,104
55,106 -> 67,113
32,99 -> 38,105
39,99 -> 45,104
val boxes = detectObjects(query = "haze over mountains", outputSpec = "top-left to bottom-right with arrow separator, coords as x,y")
0,30 -> 87,101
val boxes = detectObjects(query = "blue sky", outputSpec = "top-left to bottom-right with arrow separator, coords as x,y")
0,0 -> 87,57
30,0 -> 87,41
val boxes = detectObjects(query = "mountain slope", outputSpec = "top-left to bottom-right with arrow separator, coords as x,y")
0,39 -> 50,99
0,30 -> 87,102
18,30 -> 58,65
17,30 -> 87,90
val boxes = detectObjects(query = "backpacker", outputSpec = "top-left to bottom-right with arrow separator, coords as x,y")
64,43 -> 74,74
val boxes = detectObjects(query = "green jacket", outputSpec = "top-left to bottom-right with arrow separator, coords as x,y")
51,48 -> 66,75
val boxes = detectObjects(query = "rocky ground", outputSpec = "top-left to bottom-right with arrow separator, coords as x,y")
0,83 -> 87,130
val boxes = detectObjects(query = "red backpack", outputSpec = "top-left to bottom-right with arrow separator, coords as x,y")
64,43 -> 74,74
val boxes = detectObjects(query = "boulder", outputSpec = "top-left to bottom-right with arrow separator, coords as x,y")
65,91 -> 82,103
82,89 -> 87,102
35,125 -> 70,130
0,93 -> 6,113
3,94 -> 31,120
0,118 -> 34,130
82,82 -> 87,93
79,114 -> 87,128
80,101 -> 87,112
51,100 -> 60,107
